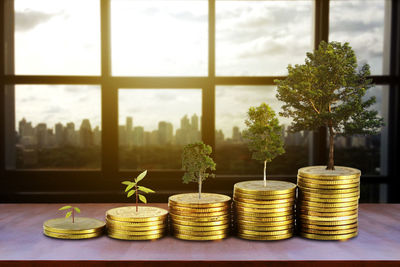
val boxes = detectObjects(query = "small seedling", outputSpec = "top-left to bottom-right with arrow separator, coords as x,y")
59,205 -> 81,223
182,142 -> 216,199
122,170 -> 155,212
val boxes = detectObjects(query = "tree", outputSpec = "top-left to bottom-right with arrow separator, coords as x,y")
182,142 -> 216,199
122,170 -> 155,212
275,41 -> 384,170
242,103 -> 285,187
59,205 -> 80,223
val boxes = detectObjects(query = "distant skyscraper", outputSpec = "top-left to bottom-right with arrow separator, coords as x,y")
126,117 -> 133,146
19,118 -> 34,137
181,115 -> 190,130
93,126 -> 101,146
126,117 -> 133,132
133,126 -> 144,146
65,122 -> 76,146
36,123 -> 47,148
232,126 -> 241,143
55,123 -> 64,147
79,119 -> 93,148
158,121 -> 173,145
191,114 -> 199,131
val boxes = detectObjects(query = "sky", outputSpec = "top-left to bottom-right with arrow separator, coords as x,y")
13,0 -> 388,137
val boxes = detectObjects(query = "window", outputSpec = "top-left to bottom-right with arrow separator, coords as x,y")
1,0 -> 398,203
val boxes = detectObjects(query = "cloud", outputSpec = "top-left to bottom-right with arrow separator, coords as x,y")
15,9 -> 59,32
170,11 -> 207,23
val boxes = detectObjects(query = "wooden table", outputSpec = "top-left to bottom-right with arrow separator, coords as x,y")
0,203 -> 399,266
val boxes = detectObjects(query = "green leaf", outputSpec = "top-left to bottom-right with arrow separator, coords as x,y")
136,170 -> 147,183
65,211 -> 72,218
127,190 -> 135,198
59,206 -> 72,211
125,183 -> 135,192
121,181 -> 132,186
74,207 -> 81,213
138,186 -> 155,193
138,194 -> 147,204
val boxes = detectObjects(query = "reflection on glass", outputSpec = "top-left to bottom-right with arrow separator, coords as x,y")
14,0 -> 100,75
119,89 -> 201,170
10,85 -> 101,169
216,86 -> 311,175
330,0 -> 389,75
111,0 -> 208,76
333,86 -> 389,175
216,1 -> 313,76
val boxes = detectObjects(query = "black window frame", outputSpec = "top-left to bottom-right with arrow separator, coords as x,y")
1,0 -> 399,203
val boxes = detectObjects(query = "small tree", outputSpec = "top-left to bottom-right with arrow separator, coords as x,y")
59,205 -> 80,223
242,103 -> 285,187
122,170 -> 155,212
276,41 -> 383,170
182,142 -> 216,199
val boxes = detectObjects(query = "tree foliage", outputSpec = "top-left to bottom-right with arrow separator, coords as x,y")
59,205 -> 80,223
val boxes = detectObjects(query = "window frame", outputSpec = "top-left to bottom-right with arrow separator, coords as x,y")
0,0 -> 399,203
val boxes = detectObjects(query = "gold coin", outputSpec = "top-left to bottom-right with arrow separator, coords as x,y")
299,200 -> 359,208
233,197 -> 295,205
298,191 -> 359,199
298,166 -> 361,179
234,180 -> 296,195
106,223 -> 166,231
233,192 -> 294,200
298,186 -> 359,194
169,205 -> 229,213
108,232 -> 164,240
300,231 -> 358,240
298,222 -> 358,230
107,228 -> 165,236
169,210 -> 228,217
43,217 -> 105,234
237,219 -> 294,227
298,205 -> 358,212
171,218 -> 230,227
172,224 -> 230,232
169,213 -> 229,222
299,213 -> 358,221
235,210 -> 293,218
298,176 -> 360,185
233,200 -> 294,209
298,209 -> 357,217
43,229 -> 102,239
299,195 -> 360,203
236,214 -> 293,222
174,233 -> 228,241
298,218 -> 358,226
234,205 -> 293,213
173,228 -> 230,236
298,181 -> 359,190
238,228 -> 293,236
106,206 -> 168,222
301,227 -> 358,235
168,193 -> 231,208
237,224 -> 293,231
106,218 -> 166,227
238,233 -> 293,241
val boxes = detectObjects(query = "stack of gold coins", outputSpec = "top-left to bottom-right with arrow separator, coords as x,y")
169,193 -> 231,241
43,217 -> 105,239
233,180 -> 296,241
106,206 -> 168,240
297,166 -> 360,241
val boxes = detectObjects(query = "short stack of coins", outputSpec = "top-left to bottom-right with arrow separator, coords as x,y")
233,180 -> 296,240
106,206 -> 168,240
297,166 -> 360,241
169,193 -> 231,241
43,217 -> 105,239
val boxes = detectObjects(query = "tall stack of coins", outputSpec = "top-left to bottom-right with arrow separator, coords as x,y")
43,217 -> 105,239
297,166 -> 360,240
106,206 -> 168,240
169,193 -> 231,241
233,180 -> 296,240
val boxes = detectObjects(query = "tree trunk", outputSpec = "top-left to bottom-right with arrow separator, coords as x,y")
198,173 -> 202,200
263,160 -> 267,187
135,184 -> 138,212
327,124 -> 335,170
72,209 -> 75,223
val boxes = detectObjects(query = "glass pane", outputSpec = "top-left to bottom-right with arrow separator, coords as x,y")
216,0 -> 313,76
6,85 -> 101,169
111,0 -> 208,76
216,86 -> 311,175
119,89 -> 201,170
14,0 -> 100,75
334,85 -> 389,175
330,0 -> 390,75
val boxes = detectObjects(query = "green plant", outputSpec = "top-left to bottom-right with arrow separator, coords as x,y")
242,103 -> 285,187
276,41 -> 383,170
182,142 -> 216,199
59,205 -> 80,223
122,170 -> 155,212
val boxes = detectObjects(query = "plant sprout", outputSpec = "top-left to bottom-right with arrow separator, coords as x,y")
59,205 -> 81,223
122,170 -> 155,212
